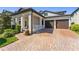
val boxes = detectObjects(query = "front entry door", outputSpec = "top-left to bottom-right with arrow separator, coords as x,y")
45,20 -> 54,28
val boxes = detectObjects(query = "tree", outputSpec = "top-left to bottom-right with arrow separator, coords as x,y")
0,18 -> 4,33
0,10 -> 13,29
1,15 -> 11,29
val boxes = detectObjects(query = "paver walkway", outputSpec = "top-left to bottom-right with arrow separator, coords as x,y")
0,29 -> 79,51
51,29 -> 79,51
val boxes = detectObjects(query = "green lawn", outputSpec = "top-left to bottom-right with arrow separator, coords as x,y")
0,34 -> 17,48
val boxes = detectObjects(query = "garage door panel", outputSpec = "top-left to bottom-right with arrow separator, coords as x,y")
56,20 -> 69,29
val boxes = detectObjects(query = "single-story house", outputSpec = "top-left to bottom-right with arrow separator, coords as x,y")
11,7 -> 79,34
11,8 -> 45,34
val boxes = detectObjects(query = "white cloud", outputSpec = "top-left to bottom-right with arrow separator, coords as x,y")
0,0 -> 78,7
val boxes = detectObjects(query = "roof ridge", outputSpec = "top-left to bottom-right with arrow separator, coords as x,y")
44,10 -> 66,13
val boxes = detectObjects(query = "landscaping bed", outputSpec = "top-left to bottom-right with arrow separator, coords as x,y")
0,36 -> 17,48
70,23 -> 79,35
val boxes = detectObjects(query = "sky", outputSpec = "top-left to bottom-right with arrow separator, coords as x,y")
0,7 -> 78,14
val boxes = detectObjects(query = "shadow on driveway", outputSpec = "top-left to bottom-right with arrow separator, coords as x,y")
34,28 -> 54,34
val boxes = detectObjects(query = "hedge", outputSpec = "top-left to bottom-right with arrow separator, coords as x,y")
70,24 -> 79,32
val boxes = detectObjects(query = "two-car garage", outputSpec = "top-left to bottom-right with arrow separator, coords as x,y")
45,19 -> 69,29
56,19 -> 69,29
45,15 -> 70,29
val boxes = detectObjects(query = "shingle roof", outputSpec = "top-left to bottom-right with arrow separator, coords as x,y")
45,14 -> 71,18
71,8 -> 79,16
12,8 -> 44,17
40,10 -> 66,15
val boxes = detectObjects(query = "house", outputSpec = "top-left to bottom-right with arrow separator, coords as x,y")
11,7 -> 76,34
71,8 -> 79,24
40,10 -> 71,29
11,8 -> 45,34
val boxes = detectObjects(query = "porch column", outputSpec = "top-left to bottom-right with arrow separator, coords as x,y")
21,17 -> 24,32
54,20 -> 56,29
28,12 -> 32,34
43,19 -> 45,29
15,18 -> 18,24
40,17 -> 42,29
69,17 -> 71,27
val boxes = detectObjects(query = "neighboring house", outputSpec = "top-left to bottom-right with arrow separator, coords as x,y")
71,8 -> 79,24
11,7 -> 79,34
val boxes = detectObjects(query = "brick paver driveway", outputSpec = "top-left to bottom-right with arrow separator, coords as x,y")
0,29 -> 79,51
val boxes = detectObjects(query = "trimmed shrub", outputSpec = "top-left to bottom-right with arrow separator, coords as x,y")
5,29 -> 14,34
13,30 -> 18,34
0,29 -> 4,34
71,22 -> 75,25
2,29 -> 17,38
71,24 -> 79,32
5,29 -> 18,34
2,32 -> 14,38
16,24 -> 21,33
4,29 -> 13,32
11,25 -> 16,29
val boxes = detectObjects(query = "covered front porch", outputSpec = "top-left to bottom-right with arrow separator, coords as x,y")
11,12 -> 45,34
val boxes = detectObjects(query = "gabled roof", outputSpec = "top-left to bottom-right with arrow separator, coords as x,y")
40,10 -> 66,15
45,14 -> 71,18
16,7 -> 30,12
71,8 -> 79,16
12,8 -> 44,17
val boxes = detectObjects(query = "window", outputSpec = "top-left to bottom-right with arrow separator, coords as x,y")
36,17 -> 40,25
33,15 -> 40,25
44,12 -> 48,16
42,19 -> 44,25
13,18 -> 16,25
76,12 -> 77,15
25,20 -> 27,27
19,19 -> 21,25
77,11 -> 79,14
